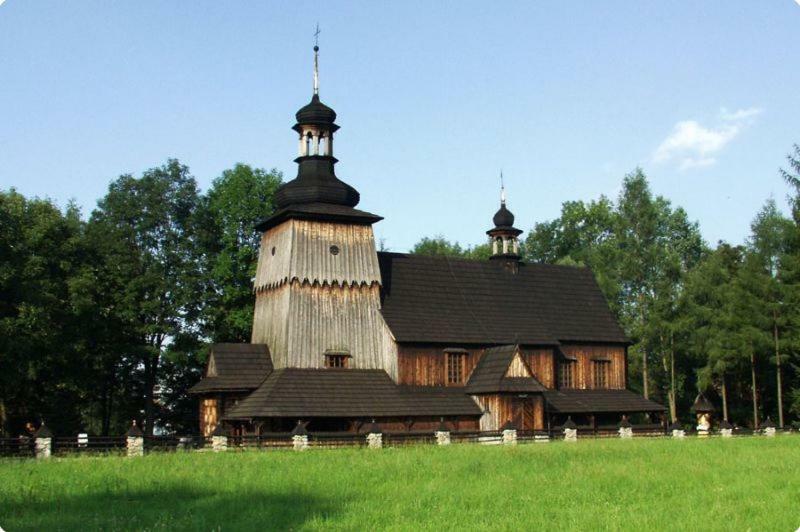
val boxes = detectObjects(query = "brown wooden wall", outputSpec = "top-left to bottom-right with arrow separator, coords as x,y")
520,347 -> 555,388
397,345 -> 484,386
474,394 -> 544,431
397,343 -> 626,391
200,398 -> 218,437
559,344 -> 626,389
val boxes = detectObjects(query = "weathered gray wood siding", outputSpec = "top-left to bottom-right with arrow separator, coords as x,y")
251,219 -> 398,380
254,220 -> 382,289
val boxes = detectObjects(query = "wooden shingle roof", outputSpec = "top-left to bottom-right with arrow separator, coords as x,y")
465,345 -> 546,394
223,368 -> 482,419
544,389 -> 666,413
378,253 -> 628,345
188,343 -> 273,394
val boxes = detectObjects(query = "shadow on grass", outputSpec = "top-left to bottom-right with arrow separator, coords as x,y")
4,486 -> 341,531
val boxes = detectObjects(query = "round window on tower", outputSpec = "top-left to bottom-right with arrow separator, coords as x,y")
330,245 -> 340,256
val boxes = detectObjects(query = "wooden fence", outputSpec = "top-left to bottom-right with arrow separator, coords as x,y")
0,425 -> 793,459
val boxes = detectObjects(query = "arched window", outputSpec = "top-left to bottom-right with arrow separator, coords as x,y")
305,132 -> 312,155
318,134 -> 327,156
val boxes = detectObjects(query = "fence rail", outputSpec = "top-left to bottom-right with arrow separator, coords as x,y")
1,425 -> 794,459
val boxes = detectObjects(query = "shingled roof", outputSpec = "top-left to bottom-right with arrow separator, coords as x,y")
188,343 -> 273,394
377,253 -> 628,345
544,389 -> 666,413
223,368 -> 482,419
465,345 -> 546,394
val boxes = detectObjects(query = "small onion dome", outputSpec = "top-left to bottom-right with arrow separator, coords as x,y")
562,416 -> 577,430
618,416 -> 632,429
690,393 -> 714,413
34,422 -> 53,438
718,419 -> 733,430
762,417 -> 776,429
211,423 -> 227,437
126,420 -> 143,437
493,203 -> 515,228
367,419 -> 383,435
500,420 -> 517,431
295,94 -> 337,125
668,421 -> 683,432
291,420 -> 308,436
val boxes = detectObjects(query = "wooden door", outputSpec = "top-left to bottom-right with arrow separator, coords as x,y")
511,396 -> 535,431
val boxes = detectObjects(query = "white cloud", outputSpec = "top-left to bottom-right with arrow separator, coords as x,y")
653,107 -> 762,170
719,106 -> 762,122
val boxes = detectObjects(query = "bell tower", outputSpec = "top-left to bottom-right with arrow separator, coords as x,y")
487,175 -> 523,272
251,38 -> 398,378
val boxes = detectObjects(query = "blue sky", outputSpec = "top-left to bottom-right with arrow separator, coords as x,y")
1,2 -> 799,252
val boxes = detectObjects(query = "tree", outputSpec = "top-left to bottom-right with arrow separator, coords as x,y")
88,160 -> 201,435
780,144 -> 800,422
0,190 -> 87,435
746,199 -> 792,427
196,164 -> 282,343
411,235 -> 491,260
526,169 -> 705,409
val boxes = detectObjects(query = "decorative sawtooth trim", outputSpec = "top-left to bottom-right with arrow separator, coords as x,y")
255,277 -> 381,293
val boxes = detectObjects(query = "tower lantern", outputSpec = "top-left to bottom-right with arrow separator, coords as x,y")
487,174 -> 523,265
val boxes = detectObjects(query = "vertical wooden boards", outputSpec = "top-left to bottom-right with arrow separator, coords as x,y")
559,344 -> 626,389
251,219 -> 397,378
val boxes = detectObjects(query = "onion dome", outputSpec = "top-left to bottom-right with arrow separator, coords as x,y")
493,203 -> 515,228
274,158 -> 360,209
690,393 -> 714,414
295,93 -> 337,126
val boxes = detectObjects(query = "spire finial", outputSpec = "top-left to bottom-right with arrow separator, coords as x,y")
500,170 -> 506,205
313,23 -> 321,95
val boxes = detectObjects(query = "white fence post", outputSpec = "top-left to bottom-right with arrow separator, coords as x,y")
618,416 -> 633,439
34,423 -> 52,459
669,422 -> 686,439
291,420 -> 309,451
435,420 -> 451,446
211,424 -> 228,452
563,417 -> 578,442
501,421 -> 517,445
126,421 -> 144,457
366,420 -> 383,449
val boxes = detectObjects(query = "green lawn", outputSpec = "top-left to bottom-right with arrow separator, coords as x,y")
1,436 -> 799,531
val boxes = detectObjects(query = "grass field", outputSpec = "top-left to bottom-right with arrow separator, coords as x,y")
2,436 -> 799,531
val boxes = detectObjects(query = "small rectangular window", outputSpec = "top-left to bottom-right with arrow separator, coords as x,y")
325,353 -> 350,368
558,360 -> 575,389
446,352 -> 467,385
593,360 -> 610,388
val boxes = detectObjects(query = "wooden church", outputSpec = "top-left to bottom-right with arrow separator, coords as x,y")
189,44 -> 665,436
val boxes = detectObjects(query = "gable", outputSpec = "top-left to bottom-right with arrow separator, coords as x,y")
206,353 -> 217,377
465,345 -> 545,394
189,343 -> 273,395
504,350 -> 532,378
378,252 -> 628,345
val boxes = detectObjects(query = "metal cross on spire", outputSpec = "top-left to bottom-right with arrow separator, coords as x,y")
500,170 -> 506,205
313,24 -> 321,95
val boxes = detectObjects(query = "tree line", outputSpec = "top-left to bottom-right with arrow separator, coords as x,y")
0,161 -> 282,436
2,146 -> 799,436
414,145 -> 800,429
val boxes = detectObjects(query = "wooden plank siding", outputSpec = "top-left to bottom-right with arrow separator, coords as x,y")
397,345 -> 483,386
520,347 -> 555,388
559,344 -> 626,390
200,398 -> 218,437
474,394 -> 544,431
398,345 -> 555,388
252,219 -> 398,379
